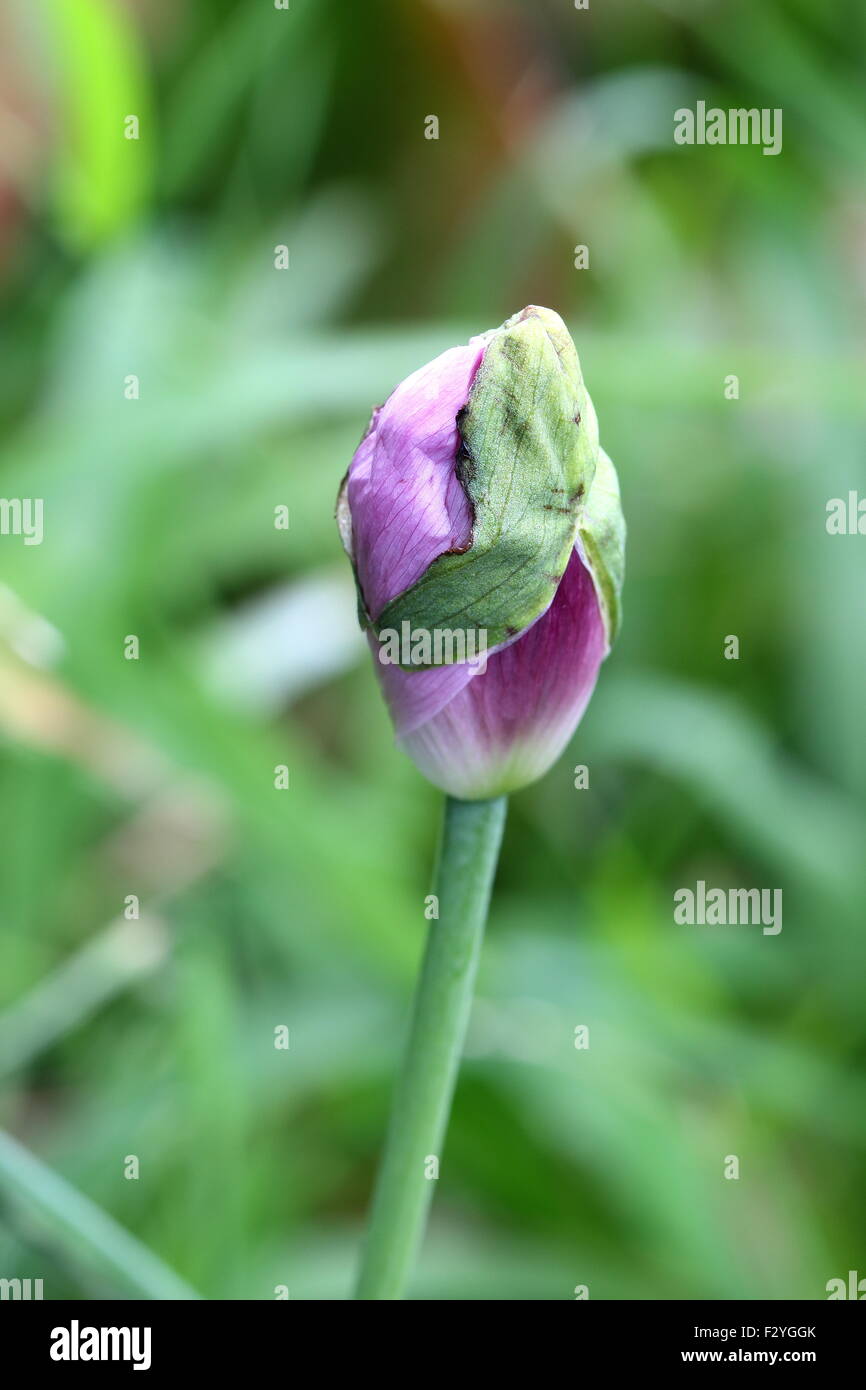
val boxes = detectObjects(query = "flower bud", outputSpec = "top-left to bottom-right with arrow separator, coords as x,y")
336,306 -> 625,799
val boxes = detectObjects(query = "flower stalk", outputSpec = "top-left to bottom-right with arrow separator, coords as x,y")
355,793 -> 507,1300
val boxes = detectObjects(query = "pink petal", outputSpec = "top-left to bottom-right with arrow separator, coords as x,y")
397,548 -> 606,799
346,341 -> 485,622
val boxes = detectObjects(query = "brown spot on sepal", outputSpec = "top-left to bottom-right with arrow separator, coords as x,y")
447,415 -> 478,556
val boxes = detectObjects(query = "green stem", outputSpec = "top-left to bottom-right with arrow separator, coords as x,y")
355,793 -> 507,1300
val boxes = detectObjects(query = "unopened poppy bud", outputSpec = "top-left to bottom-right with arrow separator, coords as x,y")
336,305 -> 625,799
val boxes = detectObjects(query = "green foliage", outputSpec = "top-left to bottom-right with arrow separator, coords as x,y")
0,0 -> 864,1300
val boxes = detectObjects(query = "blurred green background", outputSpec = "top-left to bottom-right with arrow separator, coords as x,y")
0,0 -> 864,1301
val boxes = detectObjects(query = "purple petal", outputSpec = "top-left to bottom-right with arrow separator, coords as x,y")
397,548 -> 606,799
371,631 -> 480,736
346,340 -> 485,622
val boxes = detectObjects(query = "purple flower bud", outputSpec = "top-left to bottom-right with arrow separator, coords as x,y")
337,306 -> 625,799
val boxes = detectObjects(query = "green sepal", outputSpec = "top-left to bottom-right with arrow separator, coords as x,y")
375,307 -> 599,667
579,446 -> 625,648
